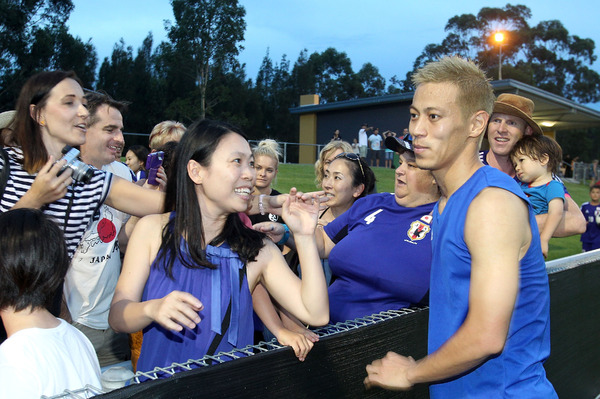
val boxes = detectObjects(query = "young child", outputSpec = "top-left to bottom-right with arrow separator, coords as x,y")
580,185 -> 600,252
510,135 -> 565,257
0,209 -> 101,398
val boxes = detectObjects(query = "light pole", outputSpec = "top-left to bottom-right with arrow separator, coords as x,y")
494,32 -> 505,80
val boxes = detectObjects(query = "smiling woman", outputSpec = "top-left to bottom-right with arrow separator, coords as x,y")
0,70 -> 165,319
108,119 -> 329,376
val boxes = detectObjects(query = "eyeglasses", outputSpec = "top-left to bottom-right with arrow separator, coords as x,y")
333,152 -> 365,181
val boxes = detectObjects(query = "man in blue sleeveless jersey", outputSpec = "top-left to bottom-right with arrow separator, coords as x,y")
365,56 -> 557,398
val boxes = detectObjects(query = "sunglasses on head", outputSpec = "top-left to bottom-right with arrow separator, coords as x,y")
333,152 -> 365,181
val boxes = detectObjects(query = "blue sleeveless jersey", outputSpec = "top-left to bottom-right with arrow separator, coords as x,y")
429,166 -> 556,398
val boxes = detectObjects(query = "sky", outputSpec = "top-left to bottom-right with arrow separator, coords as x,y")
67,0 -> 600,110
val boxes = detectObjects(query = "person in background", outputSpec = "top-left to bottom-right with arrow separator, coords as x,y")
331,129 -> 342,142
63,91 -> 133,368
125,144 -> 149,182
250,139 -> 283,225
357,123 -> 371,159
580,185 -> 600,252
0,209 -> 101,398
314,140 -> 353,188
510,135 -> 565,257
482,93 -> 585,237
383,131 -> 396,168
365,56 -> 556,397
589,159 -> 598,187
109,120 -> 329,375
368,128 -> 383,167
148,120 -> 186,152
351,138 -> 360,154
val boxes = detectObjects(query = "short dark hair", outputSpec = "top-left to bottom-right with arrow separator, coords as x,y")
84,90 -> 129,127
590,185 -> 600,193
0,209 -> 69,311
509,135 -> 562,174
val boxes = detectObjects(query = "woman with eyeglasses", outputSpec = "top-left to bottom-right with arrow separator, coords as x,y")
256,136 -> 439,324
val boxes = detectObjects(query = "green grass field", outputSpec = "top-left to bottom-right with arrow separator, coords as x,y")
273,163 -> 588,261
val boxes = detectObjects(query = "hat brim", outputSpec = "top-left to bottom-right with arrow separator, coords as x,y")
493,102 -> 543,136
0,110 -> 16,130
385,136 -> 413,153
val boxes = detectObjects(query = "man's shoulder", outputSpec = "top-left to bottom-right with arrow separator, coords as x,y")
103,161 -> 133,181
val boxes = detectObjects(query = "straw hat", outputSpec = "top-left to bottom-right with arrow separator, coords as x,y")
0,110 -> 16,131
492,94 -> 543,135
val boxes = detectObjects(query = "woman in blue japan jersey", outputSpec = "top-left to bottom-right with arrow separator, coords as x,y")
322,144 -> 440,323
256,136 -> 440,324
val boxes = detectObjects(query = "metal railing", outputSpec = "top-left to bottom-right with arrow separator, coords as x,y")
43,307 -> 426,398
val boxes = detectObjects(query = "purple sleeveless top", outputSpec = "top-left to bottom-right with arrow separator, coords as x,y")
137,236 -> 253,375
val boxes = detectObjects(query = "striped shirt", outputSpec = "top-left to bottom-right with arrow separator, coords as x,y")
0,147 -> 112,257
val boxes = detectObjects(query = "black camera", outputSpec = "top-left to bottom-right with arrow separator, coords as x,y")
59,146 -> 94,183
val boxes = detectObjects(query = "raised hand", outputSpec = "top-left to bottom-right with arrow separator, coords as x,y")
282,187 -> 320,236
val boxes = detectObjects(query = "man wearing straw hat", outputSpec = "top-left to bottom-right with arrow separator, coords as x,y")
482,93 -> 585,236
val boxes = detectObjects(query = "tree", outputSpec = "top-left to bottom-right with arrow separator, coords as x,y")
0,0 -> 97,109
165,0 -> 246,119
291,47 -> 363,103
405,4 -> 600,103
357,63 -> 386,97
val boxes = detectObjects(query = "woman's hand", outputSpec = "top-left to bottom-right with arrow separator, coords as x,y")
275,328 -> 315,362
17,157 -> 73,209
146,290 -> 203,332
252,222 -> 285,243
282,188 -> 320,236
155,166 -> 168,192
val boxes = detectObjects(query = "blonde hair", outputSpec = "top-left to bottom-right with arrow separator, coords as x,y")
253,139 -> 282,169
412,56 -> 495,120
315,140 -> 353,186
149,121 -> 186,151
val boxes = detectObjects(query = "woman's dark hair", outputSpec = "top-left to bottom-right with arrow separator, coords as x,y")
127,145 -> 149,172
157,119 -> 265,278
12,70 -> 82,173
333,155 -> 376,199
155,140 -> 179,179
0,209 -> 69,311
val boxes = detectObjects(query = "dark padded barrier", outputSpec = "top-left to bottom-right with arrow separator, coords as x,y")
99,251 -> 600,398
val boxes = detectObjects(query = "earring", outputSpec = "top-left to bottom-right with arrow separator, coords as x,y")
40,120 -> 45,127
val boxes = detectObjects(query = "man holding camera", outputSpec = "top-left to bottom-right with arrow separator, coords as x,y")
63,92 -> 133,368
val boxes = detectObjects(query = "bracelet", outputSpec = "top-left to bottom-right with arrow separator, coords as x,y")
277,224 -> 290,246
258,194 -> 266,216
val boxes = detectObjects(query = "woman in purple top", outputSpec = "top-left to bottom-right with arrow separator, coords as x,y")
109,120 -> 329,374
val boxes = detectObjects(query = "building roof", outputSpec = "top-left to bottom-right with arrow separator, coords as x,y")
290,79 -> 600,131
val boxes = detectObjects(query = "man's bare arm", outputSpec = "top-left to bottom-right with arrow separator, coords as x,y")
365,188 -> 526,389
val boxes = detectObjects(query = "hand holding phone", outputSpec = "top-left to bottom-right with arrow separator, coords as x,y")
146,151 -> 164,186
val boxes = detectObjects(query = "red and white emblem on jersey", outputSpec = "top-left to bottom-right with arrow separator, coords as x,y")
407,220 -> 431,241
97,218 -> 117,243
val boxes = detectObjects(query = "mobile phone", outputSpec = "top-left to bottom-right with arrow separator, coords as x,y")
145,151 -> 164,186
